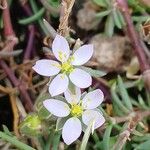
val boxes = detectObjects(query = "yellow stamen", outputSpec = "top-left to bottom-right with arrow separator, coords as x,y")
54,51 -> 74,74
61,62 -> 74,74
58,51 -> 67,61
58,51 -> 63,61
71,104 -> 83,117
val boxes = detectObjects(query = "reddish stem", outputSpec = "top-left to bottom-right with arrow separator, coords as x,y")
1,1 -> 34,112
21,3 -> 35,61
0,60 -> 33,112
2,3 -> 14,37
23,25 -> 35,61
116,0 -> 150,72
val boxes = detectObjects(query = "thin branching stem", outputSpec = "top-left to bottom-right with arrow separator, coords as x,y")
116,0 -> 150,91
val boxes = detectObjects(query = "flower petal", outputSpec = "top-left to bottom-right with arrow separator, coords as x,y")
82,110 -> 105,129
82,89 -> 104,109
43,99 -> 70,117
32,59 -> 60,76
69,68 -> 92,88
52,34 -> 70,62
62,117 -> 82,145
64,87 -> 81,104
49,74 -> 69,96
72,44 -> 93,66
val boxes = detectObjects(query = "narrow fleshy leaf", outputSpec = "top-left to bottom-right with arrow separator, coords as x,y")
96,10 -> 111,18
93,0 -> 107,7
80,66 -> 106,77
135,140 -> 150,150
102,125 -> 113,150
112,10 -> 122,29
0,131 -> 36,150
117,76 -> 133,110
105,14 -> 115,37
111,83 -> 130,114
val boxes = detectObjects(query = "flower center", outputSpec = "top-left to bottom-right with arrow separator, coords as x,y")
61,61 -> 74,74
71,104 -> 83,117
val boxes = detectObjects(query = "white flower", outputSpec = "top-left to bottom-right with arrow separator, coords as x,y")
32,35 -> 93,96
43,87 -> 105,145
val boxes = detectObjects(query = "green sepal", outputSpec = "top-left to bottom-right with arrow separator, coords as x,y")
38,105 -> 52,120
79,66 -> 106,78
19,114 -> 42,136
56,117 -> 69,131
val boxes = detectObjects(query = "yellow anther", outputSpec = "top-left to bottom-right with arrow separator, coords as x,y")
71,104 -> 83,117
57,51 -> 74,74
61,61 -> 74,74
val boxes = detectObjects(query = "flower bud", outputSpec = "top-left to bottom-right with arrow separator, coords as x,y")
19,113 -> 42,136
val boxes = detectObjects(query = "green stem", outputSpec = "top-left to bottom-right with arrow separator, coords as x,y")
52,132 -> 61,150
0,132 -> 36,150
102,125 -> 113,150
117,76 -> 133,110
111,84 -> 130,114
19,8 -> 45,25
44,130 -> 54,150
92,132 -> 99,143
30,0 -> 48,35
80,121 -> 93,150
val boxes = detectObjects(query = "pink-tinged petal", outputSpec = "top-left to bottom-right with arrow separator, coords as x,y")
62,117 -> 82,145
43,99 -> 70,117
82,110 -> 105,129
71,44 -> 93,66
69,68 -> 92,88
82,89 -> 104,109
32,59 -> 61,76
64,87 -> 81,104
49,74 -> 69,96
52,34 -> 70,62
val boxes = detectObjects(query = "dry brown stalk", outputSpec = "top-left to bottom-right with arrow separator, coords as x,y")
58,0 -> 75,36
0,83 -> 20,137
9,94 -> 20,137
0,0 -> 7,9
112,110 -> 150,150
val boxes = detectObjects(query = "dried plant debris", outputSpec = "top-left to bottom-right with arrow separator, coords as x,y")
90,34 -> 133,72
125,56 -> 140,79
139,0 -> 150,7
1,0 -> 150,149
141,19 -> 150,44
77,1 -> 100,30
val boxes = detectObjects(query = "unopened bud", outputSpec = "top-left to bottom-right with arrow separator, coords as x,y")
19,114 -> 42,136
